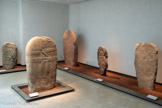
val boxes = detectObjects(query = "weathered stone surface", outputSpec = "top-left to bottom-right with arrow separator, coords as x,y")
2,42 -> 17,70
135,43 -> 158,90
97,46 -> 108,76
63,30 -> 78,66
26,36 -> 57,92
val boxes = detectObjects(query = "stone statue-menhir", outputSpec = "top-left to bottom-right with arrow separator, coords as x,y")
97,46 -> 108,76
135,43 -> 158,90
26,36 -> 57,92
2,42 -> 17,70
63,30 -> 78,66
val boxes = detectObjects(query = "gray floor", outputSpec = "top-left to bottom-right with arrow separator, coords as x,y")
0,69 -> 161,108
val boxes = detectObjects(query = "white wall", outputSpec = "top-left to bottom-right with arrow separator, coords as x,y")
0,0 -> 69,65
69,0 -> 162,83
21,0 -> 69,64
0,0 -> 21,65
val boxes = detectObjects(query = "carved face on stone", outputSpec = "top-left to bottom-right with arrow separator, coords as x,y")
97,46 -> 108,76
2,42 -> 17,69
135,43 -> 158,90
26,36 -> 57,92
63,30 -> 78,66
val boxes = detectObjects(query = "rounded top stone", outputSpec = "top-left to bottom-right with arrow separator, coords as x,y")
26,36 -> 56,51
135,43 -> 158,53
2,42 -> 17,48
26,36 -> 57,58
26,36 -> 57,92
63,30 -> 77,42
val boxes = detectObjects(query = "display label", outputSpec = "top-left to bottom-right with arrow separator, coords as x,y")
0,70 -> 6,73
29,92 -> 39,98
146,94 -> 158,100
95,78 -> 104,82
64,67 -> 69,70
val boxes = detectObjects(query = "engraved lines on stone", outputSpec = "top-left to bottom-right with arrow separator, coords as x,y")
26,48 -> 57,63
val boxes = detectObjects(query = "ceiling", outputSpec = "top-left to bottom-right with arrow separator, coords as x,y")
31,0 -> 89,4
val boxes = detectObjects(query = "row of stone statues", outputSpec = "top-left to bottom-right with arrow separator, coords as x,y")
62,30 -> 158,90
96,43 -> 158,90
97,43 -> 158,90
0,30 -> 158,92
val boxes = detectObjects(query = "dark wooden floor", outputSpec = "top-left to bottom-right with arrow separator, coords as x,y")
58,61 -> 162,99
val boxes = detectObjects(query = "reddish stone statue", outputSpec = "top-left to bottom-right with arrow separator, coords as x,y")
26,36 -> 57,92
63,30 -> 78,66
97,46 -> 108,76
135,43 -> 158,90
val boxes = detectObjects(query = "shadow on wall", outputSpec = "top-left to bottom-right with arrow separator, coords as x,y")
77,34 -> 87,63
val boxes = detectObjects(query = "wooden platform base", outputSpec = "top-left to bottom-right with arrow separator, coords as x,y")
57,61 -> 162,106
11,80 -> 74,102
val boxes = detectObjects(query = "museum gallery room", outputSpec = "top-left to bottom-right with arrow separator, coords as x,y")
1,0 -> 162,108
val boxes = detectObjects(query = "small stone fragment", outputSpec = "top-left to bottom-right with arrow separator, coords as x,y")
135,43 -> 158,90
2,42 -> 17,70
63,30 -> 78,66
97,46 -> 108,76
26,36 -> 57,92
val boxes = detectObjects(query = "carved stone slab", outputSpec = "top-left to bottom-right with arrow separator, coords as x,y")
26,36 -> 57,92
97,46 -> 108,76
63,30 -> 78,66
2,42 -> 17,69
135,43 -> 158,90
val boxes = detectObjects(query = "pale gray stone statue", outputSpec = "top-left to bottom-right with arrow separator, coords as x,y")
63,30 -> 78,66
26,36 -> 57,92
2,42 -> 17,70
135,43 -> 158,90
97,46 -> 108,76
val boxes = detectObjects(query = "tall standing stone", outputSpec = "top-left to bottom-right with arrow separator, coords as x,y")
135,43 -> 158,90
97,46 -> 108,76
63,30 -> 78,66
2,42 -> 17,70
26,36 -> 57,92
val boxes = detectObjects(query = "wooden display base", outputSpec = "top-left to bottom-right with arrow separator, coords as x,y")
11,80 -> 74,102
0,65 -> 26,74
57,61 -> 162,106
